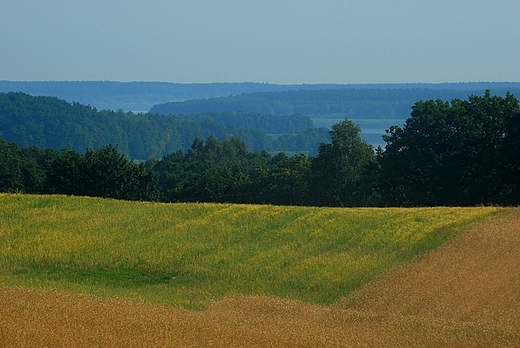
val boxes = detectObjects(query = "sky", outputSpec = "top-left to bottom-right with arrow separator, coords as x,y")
1,0 -> 519,84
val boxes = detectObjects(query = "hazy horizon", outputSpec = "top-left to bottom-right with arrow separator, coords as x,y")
2,80 -> 518,85
1,1 -> 519,84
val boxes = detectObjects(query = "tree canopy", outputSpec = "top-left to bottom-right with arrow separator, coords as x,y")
0,92 -> 328,159
309,120 -> 375,206
377,90 -> 520,206
1,90 -> 518,207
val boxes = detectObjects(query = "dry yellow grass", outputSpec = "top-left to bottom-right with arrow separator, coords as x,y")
1,209 -> 519,347
337,208 -> 520,326
3,288 -> 517,347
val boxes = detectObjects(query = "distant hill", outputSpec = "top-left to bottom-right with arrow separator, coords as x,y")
1,81 -> 519,113
2,81 -> 519,151
0,81 -> 355,112
0,92 -> 330,158
150,84 -> 520,118
149,83 -> 520,148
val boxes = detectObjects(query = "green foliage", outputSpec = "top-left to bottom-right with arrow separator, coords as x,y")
0,194 -> 504,308
0,138 -> 23,192
0,92 -> 326,158
0,138 -> 57,193
150,87 -> 520,118
45,145 -> 160,201
1,89 -> 519,207
181,111 -> 314,134
378,90 -> 520,206
255,153 -> 312,205
150,136 -> 272,203
19,146 -> 57,193
309,119 -> 375,206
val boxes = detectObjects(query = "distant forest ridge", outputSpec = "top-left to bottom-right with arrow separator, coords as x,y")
0,92 -> 331,159
1,80 -> 519,113
150,85 -> 520,119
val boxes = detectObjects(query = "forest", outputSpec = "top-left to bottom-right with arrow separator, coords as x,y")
0,81 -> 353,111
0,92 -> 329,158
1,90 -> 518,207
150,86 -> 520,118
5,81 -> 519,113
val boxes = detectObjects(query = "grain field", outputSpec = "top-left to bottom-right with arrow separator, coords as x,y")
1,209 -> 519,347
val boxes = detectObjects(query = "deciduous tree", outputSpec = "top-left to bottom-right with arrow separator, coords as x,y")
309,119 -> 375,206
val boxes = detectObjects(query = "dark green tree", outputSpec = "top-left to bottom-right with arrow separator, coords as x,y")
44,148 -> 83,196
309,119 -> 375,206
378,90 -> 520,206
79,145 -> 160,201
20,146 -> 57,193
258,153 -> 311,205
46,145 -> 159,201
496,92 -> 520,204
150,136 -> 272,204
377,100 -> 453,206
0,138 -> 23,192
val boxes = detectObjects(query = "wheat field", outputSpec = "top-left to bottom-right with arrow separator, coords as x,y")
0,195 -> 518,346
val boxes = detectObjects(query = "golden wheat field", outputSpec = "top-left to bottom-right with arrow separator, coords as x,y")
0,203 -> 519,347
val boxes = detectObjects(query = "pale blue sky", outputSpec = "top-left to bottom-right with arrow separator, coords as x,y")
1,0 -> 519,84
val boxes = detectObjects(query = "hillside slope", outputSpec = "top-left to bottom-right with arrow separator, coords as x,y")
0,81 -> 354,111
150,86 -> 520,118
0,208 -> 518,347
0,92 -> 324,157
337,207 -> 520,327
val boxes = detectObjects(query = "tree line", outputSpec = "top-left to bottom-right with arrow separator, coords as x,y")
1,91 -> 518,206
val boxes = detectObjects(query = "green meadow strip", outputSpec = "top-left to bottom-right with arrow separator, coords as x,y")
0,194 -> 506,310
